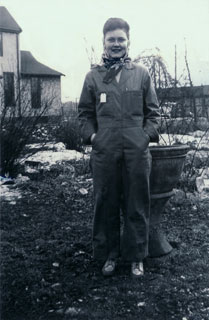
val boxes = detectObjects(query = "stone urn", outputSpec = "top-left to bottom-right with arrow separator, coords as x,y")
148,144 -> 190,257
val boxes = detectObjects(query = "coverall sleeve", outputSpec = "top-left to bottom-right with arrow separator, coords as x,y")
143,71 -> 161,143
78,72 -> 97,145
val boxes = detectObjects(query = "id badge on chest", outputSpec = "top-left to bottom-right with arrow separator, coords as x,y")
100,93 -> 107,103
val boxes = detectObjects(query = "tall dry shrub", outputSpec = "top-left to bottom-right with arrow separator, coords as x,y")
0,79 -> 57,176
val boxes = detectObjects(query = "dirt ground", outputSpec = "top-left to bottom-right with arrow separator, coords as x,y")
1,161 -> 209,320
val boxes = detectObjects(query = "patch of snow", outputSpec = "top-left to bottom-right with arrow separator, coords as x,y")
0,176 -> 13,184
26,142 -> 66,151
0,185 -> 22,201
196,168 -> 209,194
53,142 -> 66,151
1,174 -> 30,201
20,149 -> 87,167
159,133 -> 198,146
25,167 -> 40,174
15,174 -> 30,185
158,132 -> 209,150
193,130 -> 209,138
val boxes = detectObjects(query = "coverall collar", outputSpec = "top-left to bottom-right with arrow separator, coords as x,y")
97,61 -> 135,72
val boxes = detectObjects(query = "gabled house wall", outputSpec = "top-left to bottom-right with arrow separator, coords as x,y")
0,32 -> 20,116
20,75 -> 62,116
0,6 -> 63,117
41,77 -> 61,114
0,6 -> 22,116
0,32 -> 18,73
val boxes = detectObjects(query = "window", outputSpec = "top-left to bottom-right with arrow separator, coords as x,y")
3,72 -> 15,107
0,32 -> 3,56
31,77 -> 41,108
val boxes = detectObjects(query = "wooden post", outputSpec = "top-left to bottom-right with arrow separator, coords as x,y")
174,45 -> 177,88
184,39 -> 197,125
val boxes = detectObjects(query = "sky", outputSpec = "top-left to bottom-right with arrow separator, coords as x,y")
1,0 -> 209,101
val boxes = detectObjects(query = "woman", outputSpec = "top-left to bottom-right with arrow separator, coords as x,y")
78,17 -> 160,277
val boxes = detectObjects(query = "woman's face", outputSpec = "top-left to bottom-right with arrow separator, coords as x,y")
103,28 -> 129,59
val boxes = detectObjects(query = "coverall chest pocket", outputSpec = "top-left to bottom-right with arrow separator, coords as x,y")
96,92 -> 114,117
122,90 -> 143,117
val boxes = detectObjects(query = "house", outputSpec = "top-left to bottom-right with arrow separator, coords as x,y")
0,6 -> 63,116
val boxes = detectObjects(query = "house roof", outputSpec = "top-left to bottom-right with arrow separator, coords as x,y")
21,51 -> 64,77
0,6 -> 22,34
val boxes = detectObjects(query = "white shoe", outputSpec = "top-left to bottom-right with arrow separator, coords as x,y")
131,262 -> 144,278
102,260 -> 116,276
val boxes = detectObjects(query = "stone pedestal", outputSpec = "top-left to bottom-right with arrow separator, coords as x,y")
149,192 -> 173,257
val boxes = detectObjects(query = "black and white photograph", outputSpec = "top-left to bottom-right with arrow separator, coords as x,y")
0,0 -> 209,319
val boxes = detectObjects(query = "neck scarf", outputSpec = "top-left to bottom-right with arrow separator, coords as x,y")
101,52 -> 131,84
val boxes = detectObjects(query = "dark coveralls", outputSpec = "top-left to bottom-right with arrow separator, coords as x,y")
78,61 -> 160,262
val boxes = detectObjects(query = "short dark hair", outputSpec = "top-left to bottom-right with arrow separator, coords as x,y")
103,18 -> 130,39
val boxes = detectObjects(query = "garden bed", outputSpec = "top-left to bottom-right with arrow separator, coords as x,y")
1,160 -> 209,320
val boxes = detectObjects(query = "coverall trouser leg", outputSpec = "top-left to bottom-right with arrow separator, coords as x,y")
91,145 -> 152,262
121,148 -> 151,261
91,149 -> 122,261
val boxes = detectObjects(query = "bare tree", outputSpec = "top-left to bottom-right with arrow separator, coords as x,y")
133,48 -> 175,90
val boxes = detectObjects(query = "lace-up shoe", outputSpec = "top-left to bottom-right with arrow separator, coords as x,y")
102,260 -> 116,276
131,262 -> 144,278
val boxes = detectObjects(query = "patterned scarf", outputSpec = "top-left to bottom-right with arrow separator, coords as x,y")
102,52 -> 131,84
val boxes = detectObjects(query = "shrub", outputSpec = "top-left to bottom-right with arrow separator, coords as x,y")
54,116 -> 84,152
0,116 -> 49,177
159,117 -> 195,135
0,81 -> 56,177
